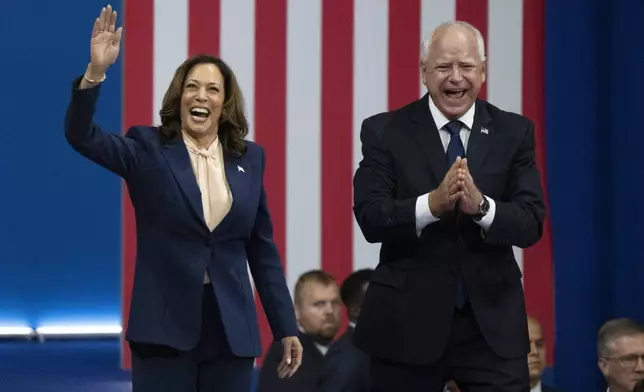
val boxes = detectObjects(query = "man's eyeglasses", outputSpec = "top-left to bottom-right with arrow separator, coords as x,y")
603,354 -> 644,368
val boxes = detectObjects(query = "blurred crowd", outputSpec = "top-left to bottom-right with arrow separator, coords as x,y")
254,268 -> 644,392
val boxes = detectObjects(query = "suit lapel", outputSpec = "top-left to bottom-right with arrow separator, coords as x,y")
410,94 -> 448,183
464,100 -> 492,179
223,153 -> 243,205
161,138 -> 206,226
161,138 -> 252,234
211,152 -> 250,234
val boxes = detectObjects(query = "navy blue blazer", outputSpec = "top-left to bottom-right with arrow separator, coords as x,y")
64,78 -> 298,357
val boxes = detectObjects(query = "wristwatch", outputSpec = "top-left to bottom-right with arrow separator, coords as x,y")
472,197 -> 490,222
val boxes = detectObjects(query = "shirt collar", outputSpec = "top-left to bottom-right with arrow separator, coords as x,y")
427,94 -> 475,131
181,130 -> 219,156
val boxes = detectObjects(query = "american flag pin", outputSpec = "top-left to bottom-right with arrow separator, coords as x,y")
481,127 -> 489,135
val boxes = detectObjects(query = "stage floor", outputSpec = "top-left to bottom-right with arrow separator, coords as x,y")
0,338 -> 261,392
0,339 -> 131,392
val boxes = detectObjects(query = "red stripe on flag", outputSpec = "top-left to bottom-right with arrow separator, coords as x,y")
388,0 -> 421,110
321,0 -> 354,287
321,0 -> 354,333
521,0 -> 554,365
455,0 -> 488,100
188,0 -> 220,56
121,0 -> 154,370
254,0 -> 288,362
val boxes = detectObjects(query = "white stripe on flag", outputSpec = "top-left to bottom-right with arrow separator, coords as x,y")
219,0 -> 257,291
352,0 -> 389,271
487,0 -> 523,115
487,0 -> 524,274
420,0 -> 456,97
286,0 -> 322,294
153,0 -> 188,125
220,0 -> 256,142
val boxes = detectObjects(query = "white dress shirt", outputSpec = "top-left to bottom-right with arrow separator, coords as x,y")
415,96 -> 497,235
530,381 -> 542,392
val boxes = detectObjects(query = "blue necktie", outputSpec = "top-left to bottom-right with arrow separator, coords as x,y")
443,120 -> 468,308
444,120 -> 465,167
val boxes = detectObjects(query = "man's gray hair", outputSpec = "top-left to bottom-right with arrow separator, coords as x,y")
420,21 -> 486,64
597,318 -> 644,357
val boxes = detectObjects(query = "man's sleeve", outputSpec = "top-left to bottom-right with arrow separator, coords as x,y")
353,116 -> 421,243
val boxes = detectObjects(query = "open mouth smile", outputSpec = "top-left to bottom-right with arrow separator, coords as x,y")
444,89 -> 466,99
189,107 -> 210,123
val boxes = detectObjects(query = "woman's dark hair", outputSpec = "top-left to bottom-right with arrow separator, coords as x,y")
158,54 -> 248,156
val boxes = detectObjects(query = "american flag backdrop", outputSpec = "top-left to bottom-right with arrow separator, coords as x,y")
120,0 -> 553,369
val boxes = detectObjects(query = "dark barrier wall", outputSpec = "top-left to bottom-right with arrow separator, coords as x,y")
546,0 -> 644,390
0,0 -> 123,328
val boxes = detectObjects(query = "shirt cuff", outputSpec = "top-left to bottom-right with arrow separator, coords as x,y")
415,193 -> 439,237
475,196 -> 496,232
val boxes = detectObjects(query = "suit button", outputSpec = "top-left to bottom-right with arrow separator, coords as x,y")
206,239 -> 212,245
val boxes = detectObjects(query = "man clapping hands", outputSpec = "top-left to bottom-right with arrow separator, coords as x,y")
429,157 -> 490,221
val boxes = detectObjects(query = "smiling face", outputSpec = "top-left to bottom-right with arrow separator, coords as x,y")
180,62 -> 225,141
421,24 -> 486,119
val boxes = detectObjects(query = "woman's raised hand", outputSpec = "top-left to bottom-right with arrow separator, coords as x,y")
87,4 -> 123,80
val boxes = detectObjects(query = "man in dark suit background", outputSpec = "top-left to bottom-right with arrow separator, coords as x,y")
332,268 -> 373,392
257,270 -> 345,392
352,20 -> 546,392
527,316 -> 564,392
597,318 -> 644,392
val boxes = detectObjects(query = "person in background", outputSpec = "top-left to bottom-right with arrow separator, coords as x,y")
329,268 -> 374,392
597,318 -> 644,392
257,270 -> 344,392
340,269 -> 373,333
527,316 -> 563,391
65,5 -> 301,391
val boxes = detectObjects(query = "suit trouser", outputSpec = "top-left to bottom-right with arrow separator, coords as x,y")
130,283 -> 255,392
368,303 -> 530,392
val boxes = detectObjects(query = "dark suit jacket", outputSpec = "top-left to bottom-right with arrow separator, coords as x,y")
64,78 -> 297,357
352,95 -> 546,365
542,386 -> 564,392
331,326 -> 370,392
257,330 -> 363,392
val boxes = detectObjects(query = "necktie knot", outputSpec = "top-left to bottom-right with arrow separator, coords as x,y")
444,120 -> 462,136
